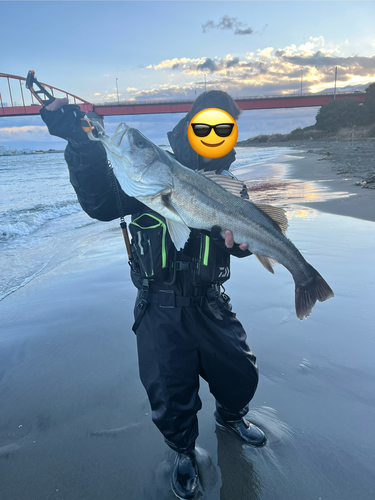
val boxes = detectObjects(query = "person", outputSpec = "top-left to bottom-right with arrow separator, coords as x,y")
41,90 -> 266,499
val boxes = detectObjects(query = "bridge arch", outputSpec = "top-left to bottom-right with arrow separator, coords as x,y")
0,73 -> 93,116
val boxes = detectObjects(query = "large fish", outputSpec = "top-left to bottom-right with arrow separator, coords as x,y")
89,122 -> 334,320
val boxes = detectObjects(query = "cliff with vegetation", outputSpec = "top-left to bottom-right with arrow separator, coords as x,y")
237,83 -> 375,146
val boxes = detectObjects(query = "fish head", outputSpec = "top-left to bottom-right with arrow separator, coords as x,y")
116,125 -> 175,188
118,125 -> 160,171
88,121 -> 158,169
90,122 -> 174,196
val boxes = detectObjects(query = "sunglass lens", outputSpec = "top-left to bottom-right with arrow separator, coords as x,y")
192,124 -> 211,137
214,124 -> 234,137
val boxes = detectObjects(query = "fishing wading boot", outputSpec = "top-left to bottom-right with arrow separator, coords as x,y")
215,411 -> 267,447
171,448 -> 199,499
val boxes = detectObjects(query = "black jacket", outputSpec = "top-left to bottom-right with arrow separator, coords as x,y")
65,141 -> 144,220
64,120 -> 251,293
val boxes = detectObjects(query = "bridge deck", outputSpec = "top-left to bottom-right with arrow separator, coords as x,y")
0,84 -> 365,118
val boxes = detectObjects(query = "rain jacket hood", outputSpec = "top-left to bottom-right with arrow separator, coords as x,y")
167,115 -> 236,174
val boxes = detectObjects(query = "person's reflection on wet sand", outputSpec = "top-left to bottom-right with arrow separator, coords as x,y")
216,425 -> 261,500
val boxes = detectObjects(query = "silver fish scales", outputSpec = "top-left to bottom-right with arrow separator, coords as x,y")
89,122 -> 334,320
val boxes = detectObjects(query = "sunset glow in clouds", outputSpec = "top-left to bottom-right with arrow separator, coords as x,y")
1,1 -> 374,148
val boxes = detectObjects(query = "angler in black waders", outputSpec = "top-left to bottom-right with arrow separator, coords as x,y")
36,73 -> 266,499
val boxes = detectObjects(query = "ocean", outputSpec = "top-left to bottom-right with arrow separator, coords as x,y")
0,146 -> 295,301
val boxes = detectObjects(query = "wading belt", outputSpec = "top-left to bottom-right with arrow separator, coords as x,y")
132,280 -> 224,334
139,284 -> 221,309
147,290 -> 207,308
132,279 -> 222,333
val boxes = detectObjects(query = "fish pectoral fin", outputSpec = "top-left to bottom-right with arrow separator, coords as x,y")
255,254 -> 277,274
159,190 -> 191,249
166,218 -> 191,250
255,204 -> 289,235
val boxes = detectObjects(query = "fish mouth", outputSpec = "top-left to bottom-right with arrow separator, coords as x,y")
111,123 -> 131,148
118,125 -> 130,146
118,125 -> 132,152
201,140 -> 225,147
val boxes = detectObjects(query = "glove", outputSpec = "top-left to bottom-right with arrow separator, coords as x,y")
40,104 -> 92,149
210,225 -> 252,258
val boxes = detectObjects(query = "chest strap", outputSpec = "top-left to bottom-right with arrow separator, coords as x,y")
175,260 -> 196,271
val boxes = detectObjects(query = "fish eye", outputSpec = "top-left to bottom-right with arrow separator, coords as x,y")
136,139 -> 144,148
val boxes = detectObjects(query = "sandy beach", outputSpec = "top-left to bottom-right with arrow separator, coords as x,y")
0,143 -> 374,500
285,138 -> 375,222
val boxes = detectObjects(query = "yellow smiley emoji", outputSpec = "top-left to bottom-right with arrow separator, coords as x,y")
187,108 -> 238,159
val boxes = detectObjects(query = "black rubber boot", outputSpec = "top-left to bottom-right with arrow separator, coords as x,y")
171,449 -> 199,499
215,411 -> 267,447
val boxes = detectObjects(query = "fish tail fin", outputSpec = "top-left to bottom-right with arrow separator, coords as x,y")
295,267 -> 334,320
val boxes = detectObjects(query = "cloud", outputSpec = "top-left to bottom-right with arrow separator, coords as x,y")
148,55 -> 252,74
283,53 -> 375,74
125,85 -> 192,101
144,37 -> 375,95
202,20 -> 214,32
196,58 -> 219,73
151,57 -> 198,71
202,15 -> 253,36
0,125 -> 48,139
226,57 -> 240,69
0,122 -> 66,149
235,27 -> 253,36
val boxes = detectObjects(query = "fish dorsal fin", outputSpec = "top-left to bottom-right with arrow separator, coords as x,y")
196,170 -> 288,235
255,204 -> 289,235
197,170 -> 246,198
254,254 -> 278,274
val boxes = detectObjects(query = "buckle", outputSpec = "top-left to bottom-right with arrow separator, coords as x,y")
191,296 -> 205,307
158,289 -> 176,308
175,261 -> 192,271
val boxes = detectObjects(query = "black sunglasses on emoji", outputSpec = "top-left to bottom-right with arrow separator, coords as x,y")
191,123 -> 234,138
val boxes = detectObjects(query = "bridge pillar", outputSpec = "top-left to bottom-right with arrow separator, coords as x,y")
86,110 -> 104,129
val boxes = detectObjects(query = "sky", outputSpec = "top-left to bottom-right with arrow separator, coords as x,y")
1,0 -> 375,149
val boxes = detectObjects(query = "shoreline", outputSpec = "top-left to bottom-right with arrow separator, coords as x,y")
0,150 -> 64,156
280,141 -> 375,223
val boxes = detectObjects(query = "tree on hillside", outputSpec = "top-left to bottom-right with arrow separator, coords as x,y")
315,98 -> 369,132
364,83 -> 375,120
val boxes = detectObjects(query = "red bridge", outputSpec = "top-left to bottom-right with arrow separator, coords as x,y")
0,72 -> 365,118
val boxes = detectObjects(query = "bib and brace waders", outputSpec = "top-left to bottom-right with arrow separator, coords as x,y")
129,211 -> 259,453
61,114 -> 260,455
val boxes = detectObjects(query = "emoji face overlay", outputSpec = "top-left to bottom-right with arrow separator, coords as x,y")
187,108 -> 238,159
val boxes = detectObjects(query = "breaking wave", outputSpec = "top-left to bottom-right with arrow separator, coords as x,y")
0,201 -> 80,240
